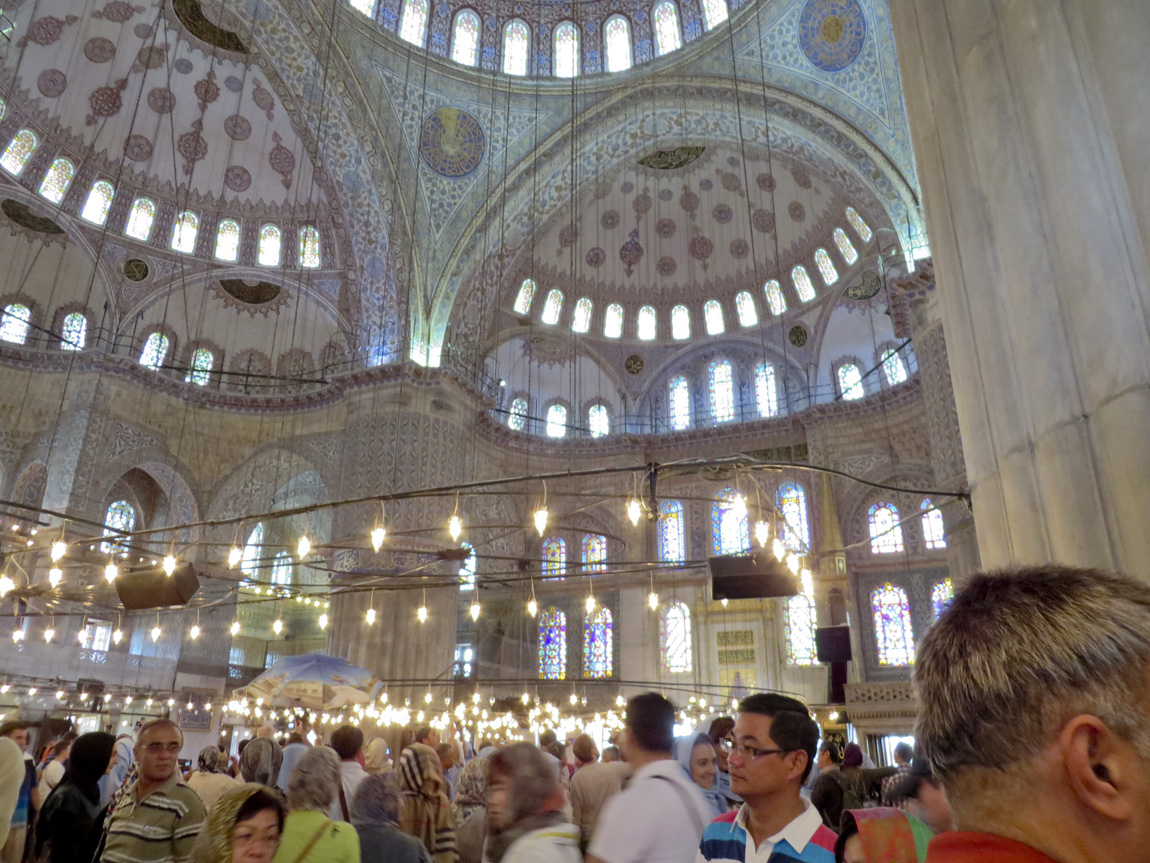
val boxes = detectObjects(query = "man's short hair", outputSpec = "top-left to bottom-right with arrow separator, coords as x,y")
739,693 -> 819,782
602,745 -> 620,761
538,729 -> 557,748
819,741 -> 842,765
0,721 -> 29,739
135,718 -> 182,746
414,726 -> 433,743
916,566 -> 1150,791
331,725 -> 364,760
625,693 -> 676,753
893,741 -> 914,764
572,733 -> 596,763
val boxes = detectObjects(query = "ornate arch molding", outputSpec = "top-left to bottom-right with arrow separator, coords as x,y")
86,451 -> 204,548
206,444 -> 335,529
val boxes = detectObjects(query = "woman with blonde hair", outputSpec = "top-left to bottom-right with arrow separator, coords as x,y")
272,747 -> 359,863
397,744 -> 457,863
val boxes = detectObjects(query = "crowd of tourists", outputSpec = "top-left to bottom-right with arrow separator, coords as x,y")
0,564 -> 1145,863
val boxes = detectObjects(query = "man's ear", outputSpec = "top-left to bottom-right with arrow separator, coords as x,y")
1059,714 -> 1134,822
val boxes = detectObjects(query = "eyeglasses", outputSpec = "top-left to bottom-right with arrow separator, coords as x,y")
729,743 -> 794,760
143,742 -> 181,755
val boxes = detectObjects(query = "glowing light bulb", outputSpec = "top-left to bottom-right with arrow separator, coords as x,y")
648,591 -> 659,610
786,552 -> 800,576
533,507 -> 548,536
44,628 -> 55,643
150,625 -> 161,642
370,526 -> 386,552
626,498 -> 642,526
417,605 -> 428,623
318,613 -> 328,630
50,540 -> 66,562
616,694 -> 625,707
103,692 -> 111,702
585,595 -> 596,614
112,628 -> 123,645
228,546 -> 242,568
365,607 -> 376,625
829,710 -> 840,722
230,621 -> 240,636
754,520 -> 770,547
0,684 -> 9,693
731,494 -> 748,519
720,597 -> 729,607
48,568 -> 62,588
469,601 -> 480,621
11,629 -> 22,644
123,695 -> 131,705
521,692 -> 530,704
104,562 -> 118,583
162,554 -> 177,576
55,689 -> 64,700
448,515 -> 463,542
272,618 -> 283,635
27,687 -> 37,696
424,691 -> 433,704
189,624 -> 201,639
772,537 -> 786,562
167,698 -> 175,707
570,692 -> 578,705
527,598 -> 538,617
472,692 -> 481,704
146,697 -> 153,707
297,534 -> 311,559
77,628 -> 89,647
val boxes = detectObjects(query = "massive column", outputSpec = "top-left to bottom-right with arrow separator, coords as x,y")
889,0 -> 1150,578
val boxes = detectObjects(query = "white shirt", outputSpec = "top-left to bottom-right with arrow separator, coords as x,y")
328,760 -> 370,821
735,799 -> 824,863
589,758 -> 712,863
38,760 -> 64,802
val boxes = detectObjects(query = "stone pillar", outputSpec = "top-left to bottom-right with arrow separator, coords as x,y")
890,0 -> 1150,579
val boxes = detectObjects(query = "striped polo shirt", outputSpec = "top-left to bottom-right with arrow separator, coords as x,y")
697,801 -> 836,863
101,771 -> 206,863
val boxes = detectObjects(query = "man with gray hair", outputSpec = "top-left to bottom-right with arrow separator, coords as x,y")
915,566 -> 1150,863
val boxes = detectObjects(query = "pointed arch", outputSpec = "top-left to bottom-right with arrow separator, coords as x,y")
503,19 -> 530,75
603,15 -> 632,72
785,595 -> 818,666
777,482 -> 809,551
399,0 -> 430,45
38,158 -> 75,204
660,601 -> 692,672
652,0 -> 682,55
868,501 -> 904,554
451,9 -> 481,66
657,500 -> 685,563
539,607 -> 567,679
583,606 -> 612,678
554,20 -> 579,77
712,487 -> 749,554
124,198 -> 156,241
872,582 -> 915,666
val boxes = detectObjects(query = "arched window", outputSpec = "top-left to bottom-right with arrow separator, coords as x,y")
637,305 -> 657,340
185,347 -> 214,386
838,363 -> 864,400
123,198 -> 156,241
872,583 -> 915,666
270,551 -> 293,586
657,500 -> 685,563
703,299 -> 725,335
582,534 -> 606,573
545,403 -> 567,437
38,158 -> 74,204
584,606 -> 612,678
138,332 -> 170,370
764,280 -> 787,315
513,278 -> 536,315
815,249 -> 839,286
604,303 -> 624,338
399,0 -> 429,45
777,481 -> 810,551
0,304 -> 31,344
785,595 -> 818,666
603,15 -> 632,72
503,20 -> 530,75
882,348 -> 908,385
508,397 -> 528,430
538,607 -> 567,679
100,500 -> 136,554
554,20 -> 579,77
81,181 -> 115,225
660,601 -> 692,672
588,404 -> 610,438
735,292 -> 758,328
299,226 -> 321,268
652,0 -> 682,55
0,129 -> 37,175
833,227 -> 859,265
792,265 -> 816,302
571,297 -> 593,333
868,501 -> 905,554
451,9 -> 481,66
542,536 -> 566,581
541,288 -> 564,325
459,542 -> 476,589
708,359 -> 735,423
170,211 -> 199,254
755,362 -> 778,418
671,305 -> 691,340
846,207 -> 873,243
700,0 -> 728,29
241,523 -> 264,578
713,488 -> 750,554
60,312 -> 87,351
921,499 -> 947,550
258,224 -> 282,267
215,219 -> 241,262
668,375 -> 690,430
350,0 -> 376,16
931,578 -> 955,620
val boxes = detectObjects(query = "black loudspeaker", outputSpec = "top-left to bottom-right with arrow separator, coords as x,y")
828,661 -> 848,705
709,552 -> 800,600
816,626 -> 853,663
115,562 -> 200,610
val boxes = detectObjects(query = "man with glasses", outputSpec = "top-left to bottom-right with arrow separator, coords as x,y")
100,718 -> 205,863
698,694 -> 835,863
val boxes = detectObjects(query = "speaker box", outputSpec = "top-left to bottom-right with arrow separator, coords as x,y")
816,625 -> 853,663
709,552 -> 800,600
114,562 -> 200,610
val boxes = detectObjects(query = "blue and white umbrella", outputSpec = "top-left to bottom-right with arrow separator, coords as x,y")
235,653 -> 382,709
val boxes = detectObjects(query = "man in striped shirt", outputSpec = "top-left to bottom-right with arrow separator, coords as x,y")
100,718 -> 205,863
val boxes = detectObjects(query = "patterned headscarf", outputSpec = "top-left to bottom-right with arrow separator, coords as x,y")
451,755 -> 489,825
398,743 -> 457,863
239,738 -> 282,787
198,746 -> 227,775
835,808 -> 932,863
189,783 -> 283,863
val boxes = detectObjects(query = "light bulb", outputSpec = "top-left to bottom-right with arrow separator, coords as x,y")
123,695 -> 131,704
297,534 -> 311,559
786,552 -> 800,576
272,618 -> 283,635
425,691 -> 433,704
585,595 -> 596,614
521,692 -> 530,704
829,710 -> 840,722
162,554 -> 177,576
11,629 -> 22,644
27,687 -> 37,696
731,494 -> 748,519
533,507 -> 548,536
48,568 -> 62,588
469,601 -> 480,621
720,597 -> 729,607
112,628 -> 123,645
616,694 -> 625,707
189,624 -> 201,639
167,698 -> 175,707
417,605 -> 428,623
365,607 -> 376,625
104,562 -> 118,583
626,498 -> 642,526
44,628 -> 55,643
754,520 -> 771,547
448,515 -> 463,542
0,684 -> 9,693
55,689 -> 64,700
527,598 -> 538,617
772,537 -> 786,562
103,692 -> 111,702
146,697 -> 153,707
150,625 -> 161,642
0,575 -> 13,597
570,692 -> 578,705
77,628 -> 89,647
228,545 -> 242,568
318,613 -> 328,629
50,540 -> 66,562
230,621 -> 240,636
648,591 -> 659,610
370,526 -> 386,552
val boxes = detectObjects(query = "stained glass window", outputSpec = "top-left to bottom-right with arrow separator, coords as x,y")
572,297 -> 592,333
604,303 -> 624,338
669,375 -> 690,430
542,537 -> 566,580
701,0 -> 727,29
815,249 -> 839,286
545,403 -> 567,437
241,523 -> 264,577
399,0 -> 429,45
636,305 -> 657,340
582,534 -> 606,573
708,359 -> 735,423
541,288 -> 564,325
872,583 -> 915,666
508,397 -> 528,430
139,332 -> 170,370
503,20 -> 529,75
652,0 -> 681,55
765,280 -> 787,315
833,227 -> 858,265
588,404 -> 609,438
554,20 -> 579,77
0,129 -> 37,175
921,498 -> 947,550
258,224 -> 282,266
777,481 -> 810,552
271,551 -> 293,586
583,606 -> 612,677
931,578 -> 954,620
454,643 -> 474,676
838,363 -> 864,400
60,312 -> 87,351
792,265 -> 816,302
185,347 -> 214,386
785,595 -> 818,666
657,500 -> 685,563
513,278 -> 536,314
459,542 -> 476,589
350,0 -> 376,16
735,292 -> 758,328
868,501 -> 904,554
124,198 -> 156,241
38,158 -> 74,204
215,219 -> 240,262
660,601 -> 692,672
604,15 -> 632,72
451,9 -> 481,66
299,226 -> 321,268
100,500 -> 136,554
846,207 -> 873,243
170,211 -> 199,254
882,348 -> 908,385
81,181 -> 115,225
703,300 -> 725,335
712,487 -> 750,554
0,304 -> 30,344
538,607 -> 567,679
755,362 -> 778,418
671,305 -> 690,340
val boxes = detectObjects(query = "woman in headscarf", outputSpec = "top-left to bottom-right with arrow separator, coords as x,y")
484,744 -> 579,863
351,773 -> 429,863
834,808 -> 932,863
364,739 -> 392,776
190,783 -> 285,863
240,738 -> 283,789
398,743 -> 457,863
672,733 -> 728,820
272,748 -> 359,863
451,756 -> 489,863
189,746 -> 240,812
33,731 -> 116,863
840,743 -> 896,811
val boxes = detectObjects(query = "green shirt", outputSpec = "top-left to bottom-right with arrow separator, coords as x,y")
273,809 -> 361,863
101,771 -> 206,863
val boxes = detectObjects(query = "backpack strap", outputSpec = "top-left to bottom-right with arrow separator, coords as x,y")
650,774 -> 707,837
